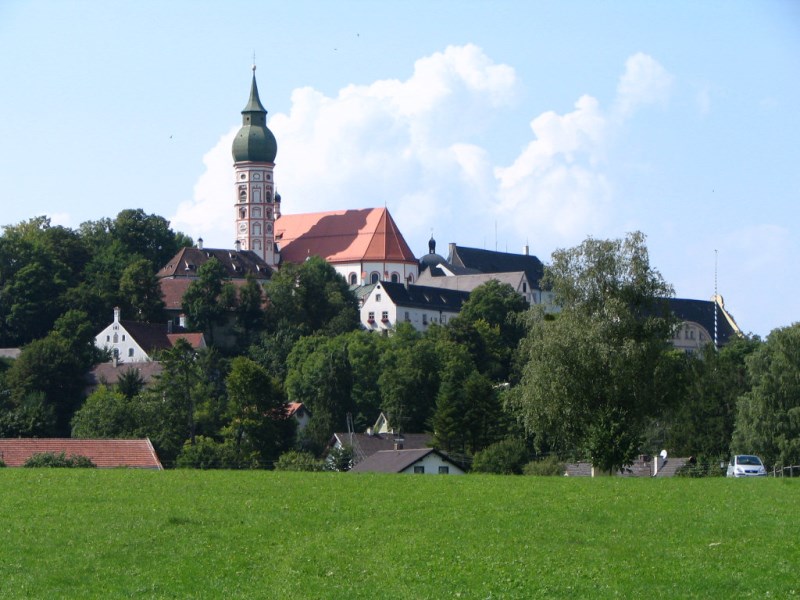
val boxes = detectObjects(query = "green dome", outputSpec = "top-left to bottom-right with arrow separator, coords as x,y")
232,73 -> 277,163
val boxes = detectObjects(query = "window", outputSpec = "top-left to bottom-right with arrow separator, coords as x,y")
441,315 -> 447,324
381,311 -> 389,322
438,466 -> 449,474
391,273 -> 399,283
413,466 -> 425,474
349,273 -> 357,285
375,294 -> 381,302
370,272 -> 380,284
422,314 -> 428,325
128,348 -> 134,358
404,311 -> 410,322
106,335 -> 110,342
113,333 -> 118,343
368,311 -> 375,323
522,282 -> 527,293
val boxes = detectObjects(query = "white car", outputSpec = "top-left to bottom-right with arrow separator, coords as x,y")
726,455 -> 767,477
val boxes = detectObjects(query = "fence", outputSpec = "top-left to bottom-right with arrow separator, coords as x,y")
771,465 -> 800,477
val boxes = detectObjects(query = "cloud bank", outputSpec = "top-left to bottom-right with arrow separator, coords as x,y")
171,45 -> 673,256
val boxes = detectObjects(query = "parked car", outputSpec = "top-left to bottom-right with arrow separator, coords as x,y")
726,455 -> 767,477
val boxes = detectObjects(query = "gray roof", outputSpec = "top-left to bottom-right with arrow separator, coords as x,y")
157,246 -> 273,280
668,297 -> 740,346
332,432 -> 433,462
448,245 -> 545,288
416,270 -> 528,293
376,281 -> 470,312
351,448 -> 440,473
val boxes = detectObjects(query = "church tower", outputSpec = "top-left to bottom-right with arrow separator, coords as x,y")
232,66 -> 280,266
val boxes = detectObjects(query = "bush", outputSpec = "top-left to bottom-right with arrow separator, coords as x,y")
326,445 -> 354,472
471,437 -> 529,474
23,451 -> 96,468
523,455 -> 566,476
176,437 -> 240,469
0,457 -> 5,467
275,451 -> 324,472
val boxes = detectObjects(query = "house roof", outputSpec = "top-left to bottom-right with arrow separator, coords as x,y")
0,439 -> 162,469
351,448 -> 450,473
371,281 -> 471,312
332,432 -> 433,461
87,361 -> 164,388
159,278 -> 258,312
0,348 -> 21,360
118,320 -> 204,354
668,296 -> 741,346
157,246 -> 273,280
275,208 -> 417,266
448,245 -> 545,288
286,402 -> 310,418
416,270 -> 527,293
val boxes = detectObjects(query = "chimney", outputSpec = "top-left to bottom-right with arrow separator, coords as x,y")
234,239 -> 242,252
523,243 -> 529,256
113,306 -> 121,323
448,242 -> 457,262
197,237 -> 203,250
394,437 -> 404,450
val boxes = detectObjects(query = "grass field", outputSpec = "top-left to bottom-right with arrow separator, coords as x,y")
0,470 -> 797,599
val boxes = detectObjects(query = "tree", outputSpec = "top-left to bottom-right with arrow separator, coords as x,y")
471,437 -> 529,474
666,337 -> 759,459
731,323 -> 800,467
224,356 -> 294,467
234,275 -> 266,350
119,258 -> 165,323
111,209 -> 191,269
378,325 -> 440,433
457,279 -> 528,350
285,336 -> 355,453
182,258 -> 236,345
71,388 -> 139,438
508,232 -> 679,472
263,256 -> 359,338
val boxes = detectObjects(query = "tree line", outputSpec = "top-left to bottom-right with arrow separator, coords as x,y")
1,214 -> 798,472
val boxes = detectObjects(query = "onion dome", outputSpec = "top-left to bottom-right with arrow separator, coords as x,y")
232,69 -> 277,163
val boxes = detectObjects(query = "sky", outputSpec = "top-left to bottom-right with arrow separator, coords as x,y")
1,1 -> 798,338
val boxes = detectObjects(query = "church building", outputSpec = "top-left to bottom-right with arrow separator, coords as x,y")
231,67 -> 418,284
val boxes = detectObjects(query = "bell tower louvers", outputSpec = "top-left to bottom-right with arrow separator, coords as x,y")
231,66 -> 280,266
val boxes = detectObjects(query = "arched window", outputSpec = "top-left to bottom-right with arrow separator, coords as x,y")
370,272 -> 380,284
253,239 -> 262,250
239,207 -> 247,219
349,273 -> 357,285
391,272 -> 400,283
252,222 -> 262,236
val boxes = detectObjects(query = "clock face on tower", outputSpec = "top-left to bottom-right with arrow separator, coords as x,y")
253,173 -> 262,181
238,222 -> 247,233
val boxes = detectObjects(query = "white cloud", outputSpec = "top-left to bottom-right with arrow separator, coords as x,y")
171,47 -> 673,259
171,44 -> 518,251
614,52 -> 673,117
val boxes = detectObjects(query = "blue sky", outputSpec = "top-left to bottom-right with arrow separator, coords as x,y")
1,1 -> 798,337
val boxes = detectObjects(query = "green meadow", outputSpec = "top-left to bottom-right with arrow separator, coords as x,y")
1,470 -> 797,599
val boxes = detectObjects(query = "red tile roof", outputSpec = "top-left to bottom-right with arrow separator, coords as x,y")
276,208 -> 417,265
0,439 -> 162,469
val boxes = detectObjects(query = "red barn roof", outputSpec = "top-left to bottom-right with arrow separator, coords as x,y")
0,439 -> 163,469
275,207 -> 417,265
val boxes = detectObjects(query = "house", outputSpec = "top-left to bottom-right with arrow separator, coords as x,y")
275,207 -> 419,286
0,438 -> 163,469
0,348 -> 21,360
329,431 -> 434,465
419,240 -> 553,306
285,402 -> 312,434
86,361 -> 165,394
350,447 -> 465,474
668,295 -> 741,352
356,281 -> 470,332
94,307 -> 205,363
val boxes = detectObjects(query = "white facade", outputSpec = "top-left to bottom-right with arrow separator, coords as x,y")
337,261 -> 418,287
399,452 -> 465,475
94,308 -> 151,363
359,283 -> 461,333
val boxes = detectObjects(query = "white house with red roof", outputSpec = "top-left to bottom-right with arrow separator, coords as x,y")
94,307 -> 205,363
275,207 -> 419,286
